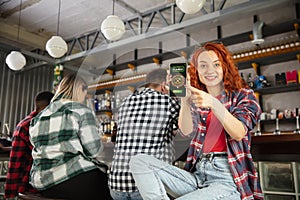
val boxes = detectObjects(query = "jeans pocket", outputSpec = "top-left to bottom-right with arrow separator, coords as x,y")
211,158 -> 231,173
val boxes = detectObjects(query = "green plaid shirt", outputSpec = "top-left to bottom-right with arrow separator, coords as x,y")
29,100 -> 103,190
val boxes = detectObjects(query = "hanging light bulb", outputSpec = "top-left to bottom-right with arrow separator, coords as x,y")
176,0 -> 206,14
46,36 -> 68,58
101,15 -> 125,41
46,0 -> 68,58
101,0 -> 125,41
5,0 -> 26,71
6,51 -> 26,71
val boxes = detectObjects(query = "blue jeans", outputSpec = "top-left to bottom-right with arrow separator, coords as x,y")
110,189 -> 143,200
129,154 -> 241,200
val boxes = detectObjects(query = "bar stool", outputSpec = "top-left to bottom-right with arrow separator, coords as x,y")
18,192 -> 65,200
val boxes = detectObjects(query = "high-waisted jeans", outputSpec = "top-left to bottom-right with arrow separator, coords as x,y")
110,189 -> 143,200
129,154 -> 241,200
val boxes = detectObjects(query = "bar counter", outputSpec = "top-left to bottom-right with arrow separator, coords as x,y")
0,146 -> 11,161
174,132 -> 300,163
251,132 -> 300,162
1,133 -> 299,164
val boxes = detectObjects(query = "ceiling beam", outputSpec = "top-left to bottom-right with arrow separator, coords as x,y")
1,0 -> 292,72
0,0 -> 41,18
58,0 -> 290,64
0,22 -> 48,50
115,0 -> 142,17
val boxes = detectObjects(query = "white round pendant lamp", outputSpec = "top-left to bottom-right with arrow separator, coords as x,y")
5,51 -> 26,71
100,0 -> 125,41
46,36 -> 68,58
5,0 -> 26,71
176,0 -> 206,14
46,0 -> 68,58
101,15 -> 125,41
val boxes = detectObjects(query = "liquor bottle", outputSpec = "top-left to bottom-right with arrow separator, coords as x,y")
101,94 -> 106,110
240,72 -> 245,82
94,96 -> 99,111
111,115 -> 117,142
247,73 -> 255,89
98,95 -> 103,110
98,117 -> 104,136
101,118 -> 106,134
115,93 -> 121,108
105,93 -> 111,110
105,118 -> 111,135
240,72 -> 247,87
102,118 -> 107,134
111,94 -> 115,110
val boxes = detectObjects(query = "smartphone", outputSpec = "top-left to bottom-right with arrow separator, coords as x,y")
169,63 -> 187,97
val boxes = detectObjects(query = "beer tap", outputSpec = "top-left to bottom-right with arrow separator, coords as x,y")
273,110 -> 281,135
294,108 -> 300,134
255,119 -> 262,136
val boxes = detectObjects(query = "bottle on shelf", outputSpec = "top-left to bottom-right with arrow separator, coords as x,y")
100,117 -> 105,134
115,93 -> 121,108
294,108 -> 300,134
105,93 -> 111,110
240,72 -> 247,87
104,117 -> 111,135
101,94 -> 106,110
247,73 -> 255,89
240,72 -> 245,82
111,115 -> 117,142
98,94 -> 103,110
94,96 -> 99,111
111,94 -> 115,110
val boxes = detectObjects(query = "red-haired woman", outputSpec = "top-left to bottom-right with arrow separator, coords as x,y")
129,42 -> 263,200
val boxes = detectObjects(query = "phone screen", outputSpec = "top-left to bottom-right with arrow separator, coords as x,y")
169,63 -> 187,97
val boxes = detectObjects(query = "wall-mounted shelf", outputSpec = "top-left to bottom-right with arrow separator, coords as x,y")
260,117 -> 297,125
254,83 -> 300,94
89,77 -> 145,95
91,18 -> 300,77
251,133 -> 300,162
95,109 -> 119,115
236,49 -> 300,70
95,109 -> 112,114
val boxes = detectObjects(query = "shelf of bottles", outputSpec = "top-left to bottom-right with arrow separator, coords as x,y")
92,91 -> 122,112
87,91 -> 126,142
240,67 -> 300,135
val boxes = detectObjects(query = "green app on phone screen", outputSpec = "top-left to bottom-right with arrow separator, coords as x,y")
169,63 -> 187,97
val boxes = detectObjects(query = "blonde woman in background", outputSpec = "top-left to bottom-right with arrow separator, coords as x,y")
29,73 -> 112,200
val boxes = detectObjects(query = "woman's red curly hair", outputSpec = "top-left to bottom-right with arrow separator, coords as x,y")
189,42 -> 248,93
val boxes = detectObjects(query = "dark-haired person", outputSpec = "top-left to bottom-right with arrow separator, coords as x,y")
109,68 -> 180,200
29,73 -> 112,200
130,42 -> 263,200
5,91 -> 54,199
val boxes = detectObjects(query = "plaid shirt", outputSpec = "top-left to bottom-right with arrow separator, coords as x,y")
29,100 -> 104,190
5,111 -> 39,199
184,88 -> 264,200
109,88 -> 180,192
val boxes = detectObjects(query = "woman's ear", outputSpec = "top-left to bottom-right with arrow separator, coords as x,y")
160,82 -> 168,94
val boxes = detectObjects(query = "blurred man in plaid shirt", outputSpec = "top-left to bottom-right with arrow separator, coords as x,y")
5,91 -> 53,199
109,68 -> 181,200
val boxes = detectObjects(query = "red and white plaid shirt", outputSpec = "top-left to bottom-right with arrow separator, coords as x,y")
184,88 -> 264,200
5,111 -> 39,199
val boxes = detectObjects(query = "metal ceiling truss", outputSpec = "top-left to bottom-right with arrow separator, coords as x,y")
20,0 -> 229,70
18,0 -> 293,72
65,0 -> 228,56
